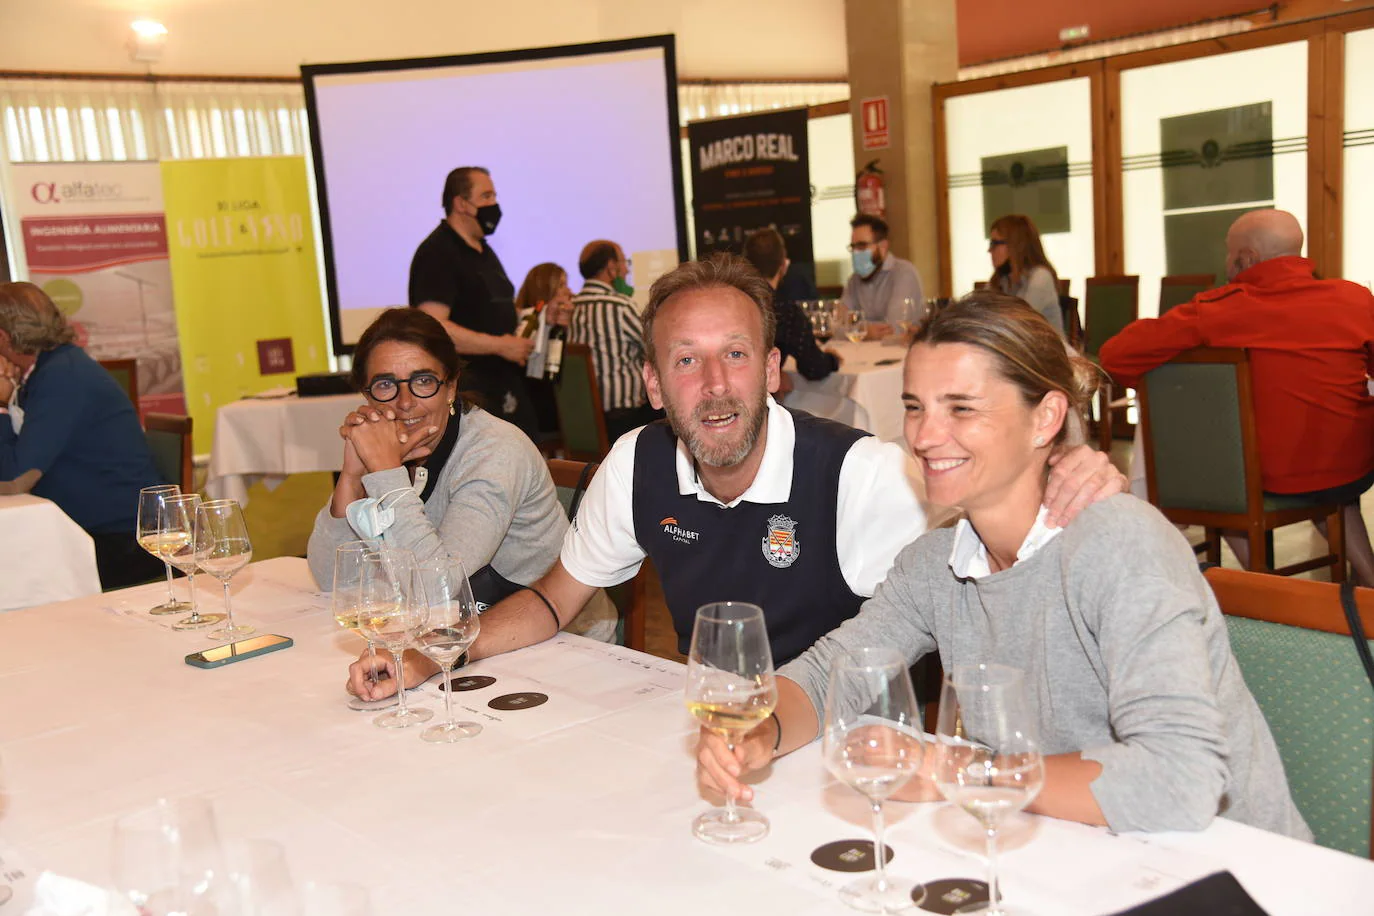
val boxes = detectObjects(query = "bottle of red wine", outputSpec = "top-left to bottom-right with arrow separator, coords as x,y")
544,320 -> 566,381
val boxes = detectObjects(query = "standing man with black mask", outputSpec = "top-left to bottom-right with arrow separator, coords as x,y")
409,166 -> 539,441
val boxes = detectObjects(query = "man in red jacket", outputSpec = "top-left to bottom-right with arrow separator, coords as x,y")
1100,209 -> 1374,585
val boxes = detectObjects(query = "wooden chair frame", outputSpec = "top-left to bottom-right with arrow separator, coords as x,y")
98,358 -> 140,407
1084,275 -> 1139,451
1139,348 -> 1346,580
546,457 -> 646,651
555,343 -> 612,463
1158,273 -> 1215,315
1204,566 -> 1374,857
144,412 -> 193,492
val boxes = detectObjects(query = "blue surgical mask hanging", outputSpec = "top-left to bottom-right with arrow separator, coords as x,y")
344,480 -> 424,541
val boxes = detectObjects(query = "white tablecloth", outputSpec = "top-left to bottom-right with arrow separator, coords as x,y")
785,339 -> 907,442
2,557 -> 1371,913
205,394 -> 362,505
0,494 -> 101,611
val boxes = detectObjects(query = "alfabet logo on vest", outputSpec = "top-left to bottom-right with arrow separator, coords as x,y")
660,516 -> 701,545
763,514 -> 800,569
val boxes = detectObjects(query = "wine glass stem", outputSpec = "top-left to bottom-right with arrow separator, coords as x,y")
163,561 -> 176,602
222,579 -> 236,629
394,650 -> 409,716
985,825 -> 1003,914
722,740 -> 741,824
869,800 -> 888,893
441,662 -> 456,725
186,572 -> 199,620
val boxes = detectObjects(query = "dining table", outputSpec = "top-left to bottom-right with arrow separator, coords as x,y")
0,493 -> 101,612
784,338 -> 908,443
205,393 -> 363,506
1,557 -> 1371,914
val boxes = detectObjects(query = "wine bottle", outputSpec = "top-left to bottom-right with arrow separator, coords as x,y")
518,301 -> 544,338
544,321 -> 566,381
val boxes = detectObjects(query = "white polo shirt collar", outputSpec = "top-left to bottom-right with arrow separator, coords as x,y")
674,396 -> 793,508
949,505 -> 1062,579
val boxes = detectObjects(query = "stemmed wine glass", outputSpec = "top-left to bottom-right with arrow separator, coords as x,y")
334,541 -> 392,712
112,796 -> 228,916
414,556 -> 482,743
931,665 -> 1045,916
137,484 -> 192,614
358,549 -> 432,728
685,601 -> 778,844
194,499 -> 256,641
822,647 -> 927,912
163,493 -> 225,630
845,311 -> 869,344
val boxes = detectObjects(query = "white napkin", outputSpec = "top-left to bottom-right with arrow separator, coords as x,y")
23,873 -> 138,916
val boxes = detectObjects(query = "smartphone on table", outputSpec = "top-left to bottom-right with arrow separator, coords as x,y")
186,634 -> 293,668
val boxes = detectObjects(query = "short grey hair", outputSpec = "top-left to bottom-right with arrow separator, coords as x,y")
0,282 -> 76,354
640,253 -> 776,368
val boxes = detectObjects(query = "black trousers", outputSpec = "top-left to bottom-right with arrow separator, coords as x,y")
92,530 -> 168,590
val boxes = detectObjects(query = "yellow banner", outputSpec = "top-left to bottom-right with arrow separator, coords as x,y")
162,157 -> 328,453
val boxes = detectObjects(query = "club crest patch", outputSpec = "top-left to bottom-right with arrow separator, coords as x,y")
763,514 -> 800,568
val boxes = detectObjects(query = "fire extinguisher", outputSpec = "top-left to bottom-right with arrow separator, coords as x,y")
855,160 -> 886,219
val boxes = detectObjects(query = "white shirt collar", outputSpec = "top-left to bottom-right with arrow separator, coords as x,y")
948,505 -> 1062,579
673,396 -> 793,508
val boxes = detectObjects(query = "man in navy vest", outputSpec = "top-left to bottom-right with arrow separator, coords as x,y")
348,255 -> 1125,697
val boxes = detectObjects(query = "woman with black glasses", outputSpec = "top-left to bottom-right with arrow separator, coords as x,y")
306,308 -> 615,638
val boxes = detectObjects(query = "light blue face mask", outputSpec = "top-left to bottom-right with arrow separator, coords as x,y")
7,402 -> 23,434
851,249 -> 878,279
344,478 -> 425,540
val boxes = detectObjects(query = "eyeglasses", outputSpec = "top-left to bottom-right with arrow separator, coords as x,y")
365,372 -> 445,402
847,242 -> 878,253
987,239 -> 1007,251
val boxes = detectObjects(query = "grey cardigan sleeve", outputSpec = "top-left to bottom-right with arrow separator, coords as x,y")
306,506 -> 366,590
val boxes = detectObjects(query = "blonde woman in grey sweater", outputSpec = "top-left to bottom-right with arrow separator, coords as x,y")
697,292 -> 1309,840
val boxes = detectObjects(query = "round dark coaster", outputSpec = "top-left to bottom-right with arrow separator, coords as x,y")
809,839 -> 894,873
916,878 -> 989,914
442,675 -> 496,692
487,691 -> 549,711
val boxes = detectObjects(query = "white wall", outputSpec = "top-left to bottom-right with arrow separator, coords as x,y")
1345,28 -> 1374,289
0,0 -> 848,79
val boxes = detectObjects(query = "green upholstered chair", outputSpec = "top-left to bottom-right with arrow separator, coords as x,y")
99,358 -> 139,407
553,343 -> 611,463
1139,348 -> 1345,579
1083,275 -> 1139,450
546,457 -> 646,651
1158,273 -> 1215,316
1205,567 -> 1374,857
144,413 -> 193,491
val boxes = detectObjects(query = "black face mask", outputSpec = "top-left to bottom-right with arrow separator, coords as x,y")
475,203 -> 502,236
996,260 -> 1012,277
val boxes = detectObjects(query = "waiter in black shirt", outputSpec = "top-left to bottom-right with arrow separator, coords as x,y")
408,166 -> 539,440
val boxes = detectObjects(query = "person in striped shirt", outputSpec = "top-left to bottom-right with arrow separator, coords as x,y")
569,240 -> 662,443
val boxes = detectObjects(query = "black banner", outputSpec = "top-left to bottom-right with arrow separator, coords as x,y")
688,107 -> 812,270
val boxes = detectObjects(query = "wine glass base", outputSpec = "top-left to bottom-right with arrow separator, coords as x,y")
691,806 -> 769,844
421,720 -> 483,743
347,694 -> 397,711
373,706 -> 434,728
209,623 -> 255,641
172,613 -> 224,630
838,875 -> 925,913
149,600 -> 192,615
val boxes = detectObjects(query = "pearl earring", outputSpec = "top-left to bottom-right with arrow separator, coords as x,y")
449,400 -> 456,416
1033,435 -> 1046,447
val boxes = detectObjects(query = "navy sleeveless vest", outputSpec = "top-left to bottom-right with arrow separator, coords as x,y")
631,410 -> 868,665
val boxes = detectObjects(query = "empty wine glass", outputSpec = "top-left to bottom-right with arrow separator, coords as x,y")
163,493 -> 225,631
112,796 -> 228,916
822,647 -> 927,912
685,601 -> 777,844
895,297 -> 923,338
226,838 -> 297,916
334,541 -> 393,713
845,311 -> 869,344
415,557 -> 482,743
137,484 -> 191,614
931,665 -> 1045,916
195,499 -> 255,641
359,550 -> 432,728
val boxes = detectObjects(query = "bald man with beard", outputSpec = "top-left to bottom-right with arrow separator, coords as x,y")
1101,209 -> 1374,585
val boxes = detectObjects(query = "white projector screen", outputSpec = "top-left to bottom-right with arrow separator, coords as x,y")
302,36 -> 687,352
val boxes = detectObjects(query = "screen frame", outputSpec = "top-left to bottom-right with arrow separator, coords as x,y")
301,34 -> 688,356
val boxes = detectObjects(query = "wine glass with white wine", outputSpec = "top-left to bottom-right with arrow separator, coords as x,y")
845,311 -> 869,344
137,484 -> 191,614
931,664 -> 1045,916
822,647 -> 927,912
334,541 -> 392,713
685,601 -> 777,844
162,493 -> 224,631
358,549 -> 432,729
414,556 -> 482,743
194,499 -> 255,641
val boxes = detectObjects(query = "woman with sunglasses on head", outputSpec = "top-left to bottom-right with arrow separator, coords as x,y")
306,308 -> 615,640
988,214 -> 1065,339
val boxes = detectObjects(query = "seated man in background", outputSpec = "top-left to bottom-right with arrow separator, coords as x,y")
842,214 -> 923,339
0,282 -> 167,588
1100,208 -> 1374,586
568,240 -> 661,442
742,227 -> 838,388
348,255 -> 1125,699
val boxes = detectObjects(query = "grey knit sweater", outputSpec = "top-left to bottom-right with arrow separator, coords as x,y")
780,495 -> 1311,840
